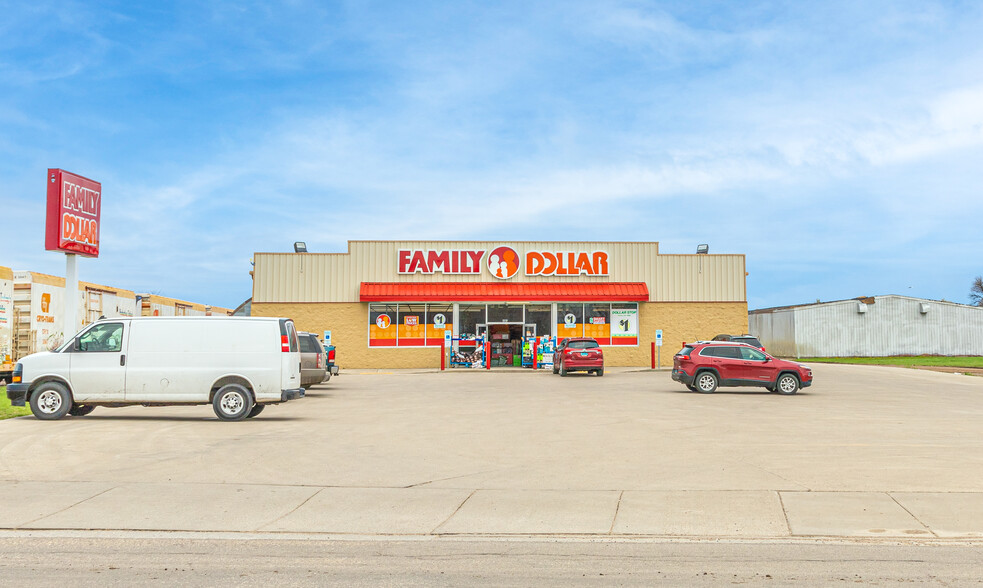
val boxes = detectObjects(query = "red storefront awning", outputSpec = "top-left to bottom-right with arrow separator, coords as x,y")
359,282 -> 650,302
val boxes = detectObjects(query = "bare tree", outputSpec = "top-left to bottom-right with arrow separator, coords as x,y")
971,276 -> 983,306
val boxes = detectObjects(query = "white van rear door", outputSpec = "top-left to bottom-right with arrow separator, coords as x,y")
280,319 -> 301,390
69,321 -> 128,402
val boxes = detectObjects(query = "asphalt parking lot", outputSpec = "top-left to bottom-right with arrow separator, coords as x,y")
1,364 -> 981,539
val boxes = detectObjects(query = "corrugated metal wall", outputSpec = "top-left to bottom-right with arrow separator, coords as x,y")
751,296 -> 983,357
252,241 -> 746,303
748,309 -> 796,357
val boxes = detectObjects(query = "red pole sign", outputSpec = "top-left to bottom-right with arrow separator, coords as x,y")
45,169 -> 102,258
651,342 -> 656,369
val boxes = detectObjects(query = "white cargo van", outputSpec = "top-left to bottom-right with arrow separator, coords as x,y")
6,317 -> 304,421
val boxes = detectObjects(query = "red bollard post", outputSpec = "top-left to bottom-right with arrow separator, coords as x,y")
532,339 -> 538,370
485,341 -> 491,370
441,339 -> 446,371
651,341 -> 656,369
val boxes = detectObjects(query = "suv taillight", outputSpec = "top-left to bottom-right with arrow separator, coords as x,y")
281,335 -> 290,352
328,349 -> 335,362
677,354 -> 690,360
316,354 -> 322,369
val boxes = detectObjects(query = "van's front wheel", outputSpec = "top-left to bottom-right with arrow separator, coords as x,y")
30,382 -> 72,420
213,384 -> 253,421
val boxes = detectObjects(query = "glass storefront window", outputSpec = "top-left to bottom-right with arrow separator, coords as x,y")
369,303 -> 398,347
458,304 -> 486,340
556,303 -> 584,339
426,304 -> 453,346
610,302 -> 639,345
487,304 -> 523,323
368,301 -> 637,348
397,304 -> 427,346
584,303 -> 611,344
524,304 -> 551,340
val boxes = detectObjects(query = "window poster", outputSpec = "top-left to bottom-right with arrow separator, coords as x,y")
611,308 -> 638,338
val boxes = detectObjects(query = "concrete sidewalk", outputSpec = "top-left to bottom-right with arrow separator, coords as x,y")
3,481 -> 981,539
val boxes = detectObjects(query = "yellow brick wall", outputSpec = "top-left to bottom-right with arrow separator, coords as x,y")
252,301 -> 748,369
252,302 -> 443,369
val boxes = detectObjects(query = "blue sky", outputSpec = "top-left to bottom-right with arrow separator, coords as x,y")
2,0 -> 982,310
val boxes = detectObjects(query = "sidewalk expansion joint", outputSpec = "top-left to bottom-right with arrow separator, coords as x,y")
887,492 -> 939,538
776,491 -> 793,537
430,489 -> 476,534
17,484 -> 119,529
254,486 -> 324,532
608,490 -> 624,534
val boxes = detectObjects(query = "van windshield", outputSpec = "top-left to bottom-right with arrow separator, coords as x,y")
55,324 -> 96,353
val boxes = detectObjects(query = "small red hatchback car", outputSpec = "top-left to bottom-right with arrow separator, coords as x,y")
672,341 -> 812,394
553,337 -> 604,376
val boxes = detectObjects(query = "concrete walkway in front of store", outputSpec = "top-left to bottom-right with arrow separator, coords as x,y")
5,480 -> 982,540
1,364 -> 982,541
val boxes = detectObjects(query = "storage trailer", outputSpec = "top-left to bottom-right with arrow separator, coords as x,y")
1,266 -> 13,374
136,293 -> 209,317
10,271 -> 136,363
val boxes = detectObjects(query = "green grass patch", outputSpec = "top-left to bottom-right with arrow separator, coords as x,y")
0,386 -> 31,420
798,356 -> 983,368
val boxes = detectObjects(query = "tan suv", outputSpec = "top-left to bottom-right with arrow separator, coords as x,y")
298,332 -> 327,388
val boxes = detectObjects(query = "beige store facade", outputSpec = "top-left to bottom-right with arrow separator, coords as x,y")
251,241 -> 748,368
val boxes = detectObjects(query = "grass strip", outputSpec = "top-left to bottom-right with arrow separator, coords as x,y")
0,386 -> 32,420
798,356 -> 983,368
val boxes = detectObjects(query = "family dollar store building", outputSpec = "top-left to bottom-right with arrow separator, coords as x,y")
250,241 -> 749,369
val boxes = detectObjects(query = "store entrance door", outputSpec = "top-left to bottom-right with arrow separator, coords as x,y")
487,322 -> 523,367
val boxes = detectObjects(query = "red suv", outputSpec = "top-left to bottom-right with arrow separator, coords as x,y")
672,341 -> 812,395
553,338 -> 604,376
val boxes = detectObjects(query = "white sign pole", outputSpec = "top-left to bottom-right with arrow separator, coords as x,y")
655,329 -> 663,368
65,253 -> 78,341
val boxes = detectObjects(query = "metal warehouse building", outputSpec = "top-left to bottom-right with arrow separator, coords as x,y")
749,295 -> 983,358
250,241 -> 749,368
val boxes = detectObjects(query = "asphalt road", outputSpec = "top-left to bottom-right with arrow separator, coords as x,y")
1,534 -> 981,587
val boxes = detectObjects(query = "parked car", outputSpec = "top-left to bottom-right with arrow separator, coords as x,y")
671,341 -> 812,395
298,332 -> 327,387
322,342 -> 339,381
6,317 -> 305,421
711,334 -> 765,351
553,337 -> 604,376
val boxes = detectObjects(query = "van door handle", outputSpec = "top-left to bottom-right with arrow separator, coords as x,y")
120,355 -> 126,366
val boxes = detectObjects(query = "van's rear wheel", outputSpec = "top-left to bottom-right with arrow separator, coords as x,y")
246,404 -> 265,418
213,384 -> 253,421
30,382 -> 72,420
69,405 -> 96,417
